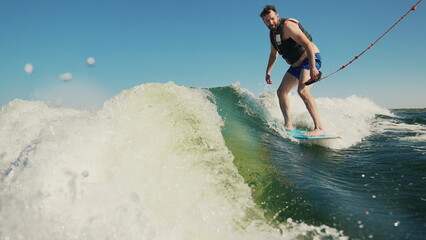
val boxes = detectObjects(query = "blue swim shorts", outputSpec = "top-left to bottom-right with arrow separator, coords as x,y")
286,53 -> 322,79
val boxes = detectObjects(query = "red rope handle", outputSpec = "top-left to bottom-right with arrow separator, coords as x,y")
306,0 -> 423,85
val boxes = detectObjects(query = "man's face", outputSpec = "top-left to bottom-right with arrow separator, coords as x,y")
262,11 -> 280,30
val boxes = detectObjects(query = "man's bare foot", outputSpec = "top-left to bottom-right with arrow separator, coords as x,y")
303,129 -> 325,136
284,124 -> 294,131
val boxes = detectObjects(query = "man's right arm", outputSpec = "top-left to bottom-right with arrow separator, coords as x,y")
266,44 -> 278,84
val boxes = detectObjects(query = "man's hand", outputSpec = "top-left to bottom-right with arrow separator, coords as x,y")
310,67 -> 319,80
305,70 -> 322,86
266,74 -> 273,84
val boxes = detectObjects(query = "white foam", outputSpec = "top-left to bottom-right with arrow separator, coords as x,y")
233,84 -> 391,149
230,83 -> 289,139
371,117 -> 426,143
0,82 -> 346,239
401,134 -> 426,142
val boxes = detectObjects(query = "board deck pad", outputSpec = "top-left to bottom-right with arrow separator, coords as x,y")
287,129 -> 342,140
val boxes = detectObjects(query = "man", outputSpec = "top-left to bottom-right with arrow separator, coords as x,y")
260,5 -> 324,136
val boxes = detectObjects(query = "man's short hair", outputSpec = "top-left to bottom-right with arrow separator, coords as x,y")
260,5 -> 278,18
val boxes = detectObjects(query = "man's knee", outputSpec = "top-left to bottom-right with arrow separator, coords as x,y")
277,86 -> 289,98
297,88 -> 310,100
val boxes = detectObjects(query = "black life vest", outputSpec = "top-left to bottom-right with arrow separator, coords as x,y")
270,18 -> 313,64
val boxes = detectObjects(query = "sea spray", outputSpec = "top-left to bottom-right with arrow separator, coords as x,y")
98,82 -> 275,239
0,82 -> 347,239
240,86 -> 392,149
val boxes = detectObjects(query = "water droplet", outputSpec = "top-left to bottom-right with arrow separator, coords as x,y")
24,63 -> 33,74
87,57 -> 96,66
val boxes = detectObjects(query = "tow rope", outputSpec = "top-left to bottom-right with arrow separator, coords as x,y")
305,0 -> 423,85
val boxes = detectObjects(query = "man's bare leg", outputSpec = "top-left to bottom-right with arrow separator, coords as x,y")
298,69 -> 325,136
277,72 -> 298,131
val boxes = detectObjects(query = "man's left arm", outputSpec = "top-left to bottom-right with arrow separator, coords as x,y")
285,21 -> 319,80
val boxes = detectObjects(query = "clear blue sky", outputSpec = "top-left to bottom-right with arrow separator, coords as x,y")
1,0 -> 425,109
